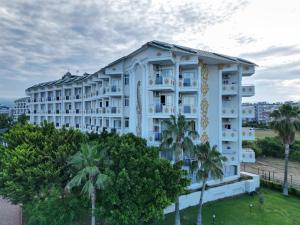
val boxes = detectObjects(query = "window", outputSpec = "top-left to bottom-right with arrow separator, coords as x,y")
114,119 -> 121,129
124,117 -> 129,128
124,74 -> 129,85
124,96 -> 129,106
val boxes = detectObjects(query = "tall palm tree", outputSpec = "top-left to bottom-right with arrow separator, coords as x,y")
66,144 -> 110,225
270,104 -> 300,196
193,143 -> 226,225
161,114 -> 198,225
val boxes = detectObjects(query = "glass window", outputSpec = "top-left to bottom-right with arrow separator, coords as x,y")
124,75 -> 129,85
124,117 -> 129,128
124,96 -> 129,106
161,68 -> 173,77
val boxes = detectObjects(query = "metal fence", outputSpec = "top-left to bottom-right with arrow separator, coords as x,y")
242,164 -> 300,189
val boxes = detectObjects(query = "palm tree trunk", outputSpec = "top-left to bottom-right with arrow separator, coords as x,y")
91,187 -> 96,225
197,178 -> 207,225
174,196 -> 181,225
283,144 -> 290,196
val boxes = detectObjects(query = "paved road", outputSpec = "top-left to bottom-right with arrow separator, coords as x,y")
0,198 -> 21,225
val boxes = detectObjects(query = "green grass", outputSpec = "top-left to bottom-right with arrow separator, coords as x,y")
154,189 -> 300,225
255,129 -> 300,141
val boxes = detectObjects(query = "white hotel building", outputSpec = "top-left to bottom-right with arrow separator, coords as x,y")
13,97 -> 30,120
26,41 -> 256,186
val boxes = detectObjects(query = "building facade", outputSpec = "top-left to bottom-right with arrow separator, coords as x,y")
26,41 -> 256,187
13,97 -> 30,121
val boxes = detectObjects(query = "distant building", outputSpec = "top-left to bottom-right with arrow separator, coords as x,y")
13,97 -> 30,121
0,105 -> 10,115
243,101 -> 300,124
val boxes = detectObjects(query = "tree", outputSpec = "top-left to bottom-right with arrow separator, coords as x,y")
270,104 -> 300,196
0,122 -> 86,204
160,114 -> 198,225
17,113 -> 29,125
96,133 -> 189,225
192,143 -> 226,225
66,144 -> 110,225
0,114 -> 14,129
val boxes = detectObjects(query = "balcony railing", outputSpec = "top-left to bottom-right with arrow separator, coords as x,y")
149,104 -> 175,114
148,76 -> 175,90
110,106 -> 122,114
222,108 -> 237,118
242,128 -> 255,141
242,106 -> 255,118
222,84 -> 238,95
222,130 -> 238,142
179,105 -> 197,115
241,148 -> 255,163
148,132 -> 162,143
179,78 -> 198,88
241,85 -> 255,97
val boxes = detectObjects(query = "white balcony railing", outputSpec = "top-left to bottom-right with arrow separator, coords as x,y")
149,104 -> 175,114
241,148 -> 255,163
179,78 -> 198,89
241,85 -> 255,97
222,108 -> 238,118
242,127 -> 255,141
179,105 -> 197,115
222,130 -> 238,142
242,106 -> 255,118
148,132 -> 162,144
148,76 -> 175,90
222,84 -> 238,95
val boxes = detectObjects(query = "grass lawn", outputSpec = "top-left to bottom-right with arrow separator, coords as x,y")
255,129 -> 300,141
154,189 -> 300,225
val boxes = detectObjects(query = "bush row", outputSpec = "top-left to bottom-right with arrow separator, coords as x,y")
242,137 -> 300,162
260,179 -> 300,197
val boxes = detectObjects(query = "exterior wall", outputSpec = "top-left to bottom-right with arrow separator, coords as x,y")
164,172 -> 260,214
25,43 -> 256,190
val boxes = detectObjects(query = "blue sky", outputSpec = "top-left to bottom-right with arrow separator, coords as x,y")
1,0 -> 300,103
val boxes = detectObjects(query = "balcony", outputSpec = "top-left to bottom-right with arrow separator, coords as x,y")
222,108 -> 238,118
179,78 -> 198,90
241,85 -> 255,97
242,106 -> 255,118
148,132 -> 162,144
149,104 -> 175,115
110,106 -> 122,115
222,84 -> 238,95
179,105 -> 197,116
222,130 -> 238,142
242,127 -> 255,141
242,65 -> 255,76
148,76 -> 175,91
241,148 -> 255,163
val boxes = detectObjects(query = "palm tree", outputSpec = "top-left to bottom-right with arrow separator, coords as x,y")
270,104 -> 300,196
66,144 -> 110,225
161,114 -> 198,225
193,143 -> 226,225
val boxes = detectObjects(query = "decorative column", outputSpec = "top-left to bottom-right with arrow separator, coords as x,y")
200,62 -> 209,143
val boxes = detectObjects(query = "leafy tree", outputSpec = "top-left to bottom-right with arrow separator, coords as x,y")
0,122 -> 86,204
0,114 -> 14,129
66,144 -> 110,225
17,113 -> 29,125
96,133 -> 189,225
160,114 -> 197,225
24,188 -> 89,225
192,143 -> 226,225
270,104 -> 300,195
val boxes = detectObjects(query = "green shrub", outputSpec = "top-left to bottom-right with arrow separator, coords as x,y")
260,179 -> 300,197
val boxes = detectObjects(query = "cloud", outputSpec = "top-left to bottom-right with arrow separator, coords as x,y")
0,0 -> 251,98
240,45 -> 300,59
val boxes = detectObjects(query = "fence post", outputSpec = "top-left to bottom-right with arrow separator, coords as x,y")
268,171 -> 271,181
273,171 -> 275,180
290,175 -> 293,186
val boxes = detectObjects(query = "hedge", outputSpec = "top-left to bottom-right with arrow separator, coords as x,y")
260,179 -> 300,198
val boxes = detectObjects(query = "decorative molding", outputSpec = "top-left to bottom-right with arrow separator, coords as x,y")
200,63 -> 209,143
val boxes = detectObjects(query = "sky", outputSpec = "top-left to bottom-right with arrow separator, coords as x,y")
1,0 -> 300,104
